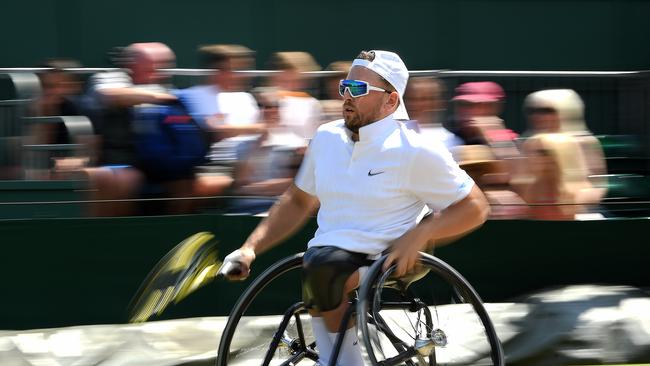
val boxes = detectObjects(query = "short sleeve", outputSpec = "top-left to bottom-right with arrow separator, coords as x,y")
294,138 -> 317,195
305,98 -> 324,138
245,93 -> 261,124
407,143 -> 474,211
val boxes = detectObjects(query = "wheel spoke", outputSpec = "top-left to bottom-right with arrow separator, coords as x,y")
357,253 -> 505,366
216,254 -> 319,366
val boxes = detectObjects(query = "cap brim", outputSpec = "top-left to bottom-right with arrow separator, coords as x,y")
459,160 -> 496,168
452,95 -> 499,103
394,95 -> 409,120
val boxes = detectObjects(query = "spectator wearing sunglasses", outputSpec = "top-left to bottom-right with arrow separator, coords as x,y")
221,50 -> 489,366
513,89 -> 607,219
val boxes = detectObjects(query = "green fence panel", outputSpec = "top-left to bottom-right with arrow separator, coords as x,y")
0,214 -> 647,330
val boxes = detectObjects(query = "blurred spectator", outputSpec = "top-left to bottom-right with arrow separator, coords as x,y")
228,88 -> 305,214
450,81 -> 519,160
519,133 -> 593,220
87,42 -> 177,161
320,61 -> 351,123
404,76 -> 461,150
521,89 -> 574,136
83,42 -> 177,216
28,59 -> 93,179
523,89 -> 608,197
451,145 -> 529,219
178,44 -> 264,172
31,59 -> 83,128
181,44 -> 262,139
515,89 -> 607,219
267,51 -> 323,141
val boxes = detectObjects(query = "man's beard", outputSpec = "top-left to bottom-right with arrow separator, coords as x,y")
344,107 -> 376,134
344,115 -> 362,134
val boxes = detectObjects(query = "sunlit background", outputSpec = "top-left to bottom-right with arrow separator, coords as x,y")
0,1 -> 649,365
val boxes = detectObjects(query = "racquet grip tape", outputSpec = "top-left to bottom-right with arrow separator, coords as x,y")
218,261 -> 243,277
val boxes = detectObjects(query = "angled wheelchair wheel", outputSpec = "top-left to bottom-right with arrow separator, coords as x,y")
357,252 -> 505,366
216,253 -> 318,366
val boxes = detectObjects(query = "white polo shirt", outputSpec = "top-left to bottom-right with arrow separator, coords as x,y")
295,114 -> 474,255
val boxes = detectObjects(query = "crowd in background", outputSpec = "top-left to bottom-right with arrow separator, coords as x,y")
23,42 -> 609,220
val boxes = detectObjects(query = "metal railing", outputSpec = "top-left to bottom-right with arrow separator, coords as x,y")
1,68 -> 648,174
0,67 -> 646,78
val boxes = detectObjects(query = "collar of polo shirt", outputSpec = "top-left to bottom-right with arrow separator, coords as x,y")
354,114 -> 399,142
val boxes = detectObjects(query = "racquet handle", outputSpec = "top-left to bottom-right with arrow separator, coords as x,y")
217,260 -> 243,278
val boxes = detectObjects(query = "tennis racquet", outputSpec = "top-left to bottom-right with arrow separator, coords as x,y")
128,231 -> 243,323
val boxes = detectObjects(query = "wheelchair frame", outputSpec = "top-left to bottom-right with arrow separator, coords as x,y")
216,252 -> 505,366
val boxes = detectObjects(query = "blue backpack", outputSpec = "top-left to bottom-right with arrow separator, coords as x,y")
132,98 -> 209,181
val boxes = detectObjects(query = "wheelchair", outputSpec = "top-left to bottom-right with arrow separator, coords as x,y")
216,251 -> 504,366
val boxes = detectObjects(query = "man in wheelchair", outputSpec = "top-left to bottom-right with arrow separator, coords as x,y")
222,50 -> 490,365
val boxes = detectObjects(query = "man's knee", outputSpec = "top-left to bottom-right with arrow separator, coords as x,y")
302,246 -> 370,312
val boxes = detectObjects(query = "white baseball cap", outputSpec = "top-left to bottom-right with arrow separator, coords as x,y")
351,50 -> 410,120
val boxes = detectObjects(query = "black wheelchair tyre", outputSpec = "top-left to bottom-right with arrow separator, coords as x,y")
216,251 -> 505,366
357,252 -> 505,366
216,253 -> 313,366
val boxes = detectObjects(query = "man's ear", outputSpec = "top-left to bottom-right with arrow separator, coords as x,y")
385,91 -> 400,112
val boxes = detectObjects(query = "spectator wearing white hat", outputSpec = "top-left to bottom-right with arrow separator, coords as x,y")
221,50 -> 490,365
515,89 -> 607,219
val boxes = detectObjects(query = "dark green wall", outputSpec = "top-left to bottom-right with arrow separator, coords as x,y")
2,0 -> 650,70
0,214 -> 648,330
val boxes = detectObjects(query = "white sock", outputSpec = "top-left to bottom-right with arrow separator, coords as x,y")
311,317 -> 333,366
329,327 -> 365,366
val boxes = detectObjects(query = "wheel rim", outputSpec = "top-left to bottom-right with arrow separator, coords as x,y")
358,253 -> 505,366
216,253 -> 319,366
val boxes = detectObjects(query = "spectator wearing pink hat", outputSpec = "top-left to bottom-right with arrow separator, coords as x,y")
450,81 -> 519,161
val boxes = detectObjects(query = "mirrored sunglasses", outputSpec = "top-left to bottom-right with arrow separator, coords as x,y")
339,79 -> 391,98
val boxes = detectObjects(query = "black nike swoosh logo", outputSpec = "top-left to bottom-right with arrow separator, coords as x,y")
368,170 -> 385,176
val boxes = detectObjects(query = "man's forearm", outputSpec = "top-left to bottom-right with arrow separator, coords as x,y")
211,124 -> 265,139
242,186 -> 317,255
100,88 -> 175,107
238,178 -> 294,196
383,185 -> 490,275
420,185 -> 490,246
